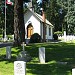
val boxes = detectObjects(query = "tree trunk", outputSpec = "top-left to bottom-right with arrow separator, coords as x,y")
0,0 -> 1,4
14,0 -> 25,46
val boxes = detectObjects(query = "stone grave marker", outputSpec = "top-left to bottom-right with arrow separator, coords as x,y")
64,31 -> 66,42
14,61 -> 26,75
17,42 -> 31,62
6,46 -> 11,59
39,47 -> 45,63
72,68 -> 75,75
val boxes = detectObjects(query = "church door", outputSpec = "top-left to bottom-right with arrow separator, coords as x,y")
27,24 -> 33,38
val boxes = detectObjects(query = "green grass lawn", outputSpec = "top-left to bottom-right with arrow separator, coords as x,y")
0,42 -> 75,75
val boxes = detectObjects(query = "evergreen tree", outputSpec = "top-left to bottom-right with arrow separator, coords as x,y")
57,0 -> 75,35
66,0 -> 75,34
46,0 -> 62,32
0,0 -> 5,34
0,0 -> 14,35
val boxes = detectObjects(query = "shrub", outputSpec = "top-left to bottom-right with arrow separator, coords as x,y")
7,35 -> 13,39
0,34 -> 3,38
54,31 -> 62,36
0,28 -> 3,34
29,33 -> 42,43
53,34 -> 58,40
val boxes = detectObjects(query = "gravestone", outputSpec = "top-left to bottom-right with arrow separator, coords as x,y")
17,51 -> 31,62
17,42 -> 31,62
39,47 -> 45,63
64,31 -> 66,42
72,68 -> 75,75
14,61 -> 26,75
6,46 -> 11,59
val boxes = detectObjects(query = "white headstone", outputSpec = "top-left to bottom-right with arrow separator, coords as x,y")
64,31 -> 66,42
6,46 -> 11,59
39,47 -> 45,63
72,68 -> 75,75
14,61 -> 26,75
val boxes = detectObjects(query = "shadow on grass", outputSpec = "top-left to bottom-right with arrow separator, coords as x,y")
26,42 -> 75,64
45,43 -> 75,63
26,63 -> 71,75
24,42 -> 75,75
0,46 -> 22,63
0,53 -> 17,63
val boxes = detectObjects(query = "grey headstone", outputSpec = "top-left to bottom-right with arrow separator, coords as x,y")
39,47 -> 45,63
17,51 -> 31,62
6,46 -> 11,59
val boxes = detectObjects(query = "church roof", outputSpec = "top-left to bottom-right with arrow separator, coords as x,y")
35,13 -> 53,27
25,9 -> 53,27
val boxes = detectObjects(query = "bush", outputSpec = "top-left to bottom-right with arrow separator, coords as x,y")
53,34 -> 58,40
54,31 -> 62,36
0,28 -> 3,34
29,33 -> 42,43
7,35 -> 13,39
0,34 -> 3,38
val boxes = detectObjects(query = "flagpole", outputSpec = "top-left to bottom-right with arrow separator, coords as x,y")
4,0 -> 7,41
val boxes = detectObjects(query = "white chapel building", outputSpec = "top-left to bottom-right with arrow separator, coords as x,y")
24,2 -> 54,42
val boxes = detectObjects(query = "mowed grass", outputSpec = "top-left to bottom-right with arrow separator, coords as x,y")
0,42 -> 75,75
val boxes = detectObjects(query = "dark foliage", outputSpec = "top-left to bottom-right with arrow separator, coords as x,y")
29,33 -> 42,43
53,34 -> 58,40
24,0 -> 31,2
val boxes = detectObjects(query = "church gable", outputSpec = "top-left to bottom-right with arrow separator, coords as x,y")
24,9 -> 53,27
24,10 -> 40,24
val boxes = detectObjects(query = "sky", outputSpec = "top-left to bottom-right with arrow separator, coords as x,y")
37,0 -> 43,5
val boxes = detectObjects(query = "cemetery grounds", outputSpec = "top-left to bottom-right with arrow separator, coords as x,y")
0,42 -> 75,75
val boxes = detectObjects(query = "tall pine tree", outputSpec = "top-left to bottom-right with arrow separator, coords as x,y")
57,0 -> 75,35
66,0 -> 75,34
